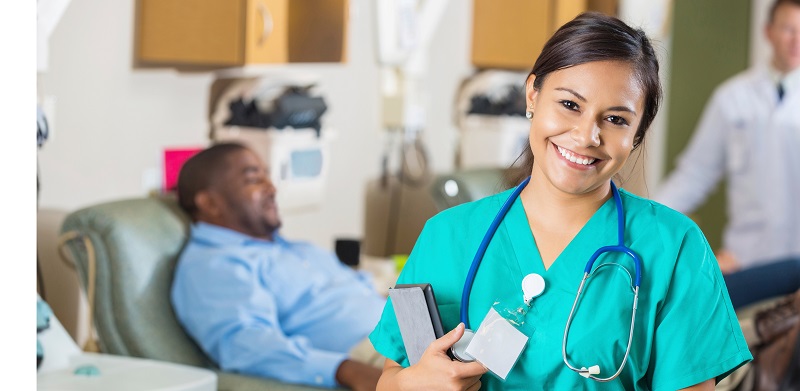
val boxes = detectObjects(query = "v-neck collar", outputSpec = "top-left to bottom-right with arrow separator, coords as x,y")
501,191 -> 618,292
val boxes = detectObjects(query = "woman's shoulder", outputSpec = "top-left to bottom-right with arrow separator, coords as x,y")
425,188 -> 516,230
619,188 -> 703,237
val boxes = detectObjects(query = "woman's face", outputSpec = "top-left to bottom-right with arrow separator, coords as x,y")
526,60 -> 645,197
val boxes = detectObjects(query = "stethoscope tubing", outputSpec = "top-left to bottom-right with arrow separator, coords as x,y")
460,176 -> 531,328
459,177 -> 642,381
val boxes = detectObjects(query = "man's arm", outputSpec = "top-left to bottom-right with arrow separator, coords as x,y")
172,255 -> 353,388
655,89 -> 729,214
336,359 -> 381,391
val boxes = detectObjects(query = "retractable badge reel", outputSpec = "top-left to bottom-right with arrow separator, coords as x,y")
452,274 -> 546,380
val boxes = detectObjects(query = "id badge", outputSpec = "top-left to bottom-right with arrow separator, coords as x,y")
465,304 -> 530,380
464,273 -> 544,380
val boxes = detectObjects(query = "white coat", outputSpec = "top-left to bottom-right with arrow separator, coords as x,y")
656,66 -> 800,269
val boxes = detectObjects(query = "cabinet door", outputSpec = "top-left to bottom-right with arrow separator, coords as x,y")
471,0 -> 587,70
244,0 -> 349,64
287,0 -> 348,63
136,0 -> 348,67
137,0 -> 248,66
244,0 -> 290,64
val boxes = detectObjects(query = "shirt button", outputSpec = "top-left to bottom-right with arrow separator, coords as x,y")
315,375 -> 323,384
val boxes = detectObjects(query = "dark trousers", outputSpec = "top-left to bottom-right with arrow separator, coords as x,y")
723,258 -> 800,310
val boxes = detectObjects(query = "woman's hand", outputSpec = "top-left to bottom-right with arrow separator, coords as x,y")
377,323 -> 488,391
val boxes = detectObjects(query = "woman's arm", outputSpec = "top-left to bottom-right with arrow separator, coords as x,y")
377,323 -> 487,391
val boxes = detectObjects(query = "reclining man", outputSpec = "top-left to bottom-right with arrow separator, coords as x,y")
171,142 -> 385,390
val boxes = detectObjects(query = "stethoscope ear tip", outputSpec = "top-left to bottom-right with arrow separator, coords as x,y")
579,365 -> 601,378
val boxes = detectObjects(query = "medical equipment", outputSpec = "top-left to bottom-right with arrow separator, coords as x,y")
454,70 -> 530,170
455,176 -> 642,382
210,75 -> 333,212
362,167 -> 507,258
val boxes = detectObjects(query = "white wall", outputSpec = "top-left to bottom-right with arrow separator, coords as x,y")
751,0 -> 774,67
38,0 -> 473,250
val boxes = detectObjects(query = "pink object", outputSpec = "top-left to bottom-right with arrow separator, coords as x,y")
163,147 -> 204,192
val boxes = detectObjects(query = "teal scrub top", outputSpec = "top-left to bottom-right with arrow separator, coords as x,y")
369,187 -> 752,390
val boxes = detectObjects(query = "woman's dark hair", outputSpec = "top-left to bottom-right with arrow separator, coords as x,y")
177,142 -> 248,219
506,12 -> 662,186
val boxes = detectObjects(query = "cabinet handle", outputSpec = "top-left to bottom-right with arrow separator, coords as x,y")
257,2 -> 274,46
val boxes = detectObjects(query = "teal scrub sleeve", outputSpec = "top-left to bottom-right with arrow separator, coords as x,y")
368,221 -> 430,368
647,225 -> 752,390
369,297 -> 409,367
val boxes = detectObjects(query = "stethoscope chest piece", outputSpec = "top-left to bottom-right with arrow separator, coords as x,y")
451,328 -> 476,362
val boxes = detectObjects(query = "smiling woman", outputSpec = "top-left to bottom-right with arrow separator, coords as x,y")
525,61 -> 643,200
369,11 -> 752,391
522,60 -> 646,269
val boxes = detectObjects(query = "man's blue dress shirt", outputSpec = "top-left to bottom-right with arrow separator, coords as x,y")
171,222 -> 386,387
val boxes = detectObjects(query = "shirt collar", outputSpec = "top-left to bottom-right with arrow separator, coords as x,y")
191,221 -> 284,247
771,65 -> 800,94
783,66 -> 800,94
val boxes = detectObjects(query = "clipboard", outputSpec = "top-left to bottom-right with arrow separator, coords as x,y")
388,283 -> 448,365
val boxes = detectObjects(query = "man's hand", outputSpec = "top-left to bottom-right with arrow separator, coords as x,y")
336,359 -> 382,391
379,323 -> 488,391
715,249 -> 740,274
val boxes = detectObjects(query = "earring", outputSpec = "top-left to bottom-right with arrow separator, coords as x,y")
526,111 -> 533,120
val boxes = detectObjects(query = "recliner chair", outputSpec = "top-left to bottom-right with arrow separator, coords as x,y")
59,195 -> 338,391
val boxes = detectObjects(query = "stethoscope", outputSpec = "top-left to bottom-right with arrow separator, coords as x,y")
451,176 -> 642,382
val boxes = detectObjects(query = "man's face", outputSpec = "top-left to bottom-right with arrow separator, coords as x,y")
766,3 -> 800,73
210,149 -> 281,240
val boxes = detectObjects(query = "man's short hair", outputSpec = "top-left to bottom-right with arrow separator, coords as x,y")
177,142 -> 248,219
769,0 -> 800,24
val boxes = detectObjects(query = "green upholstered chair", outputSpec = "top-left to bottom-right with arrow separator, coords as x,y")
59,195 -> 338,391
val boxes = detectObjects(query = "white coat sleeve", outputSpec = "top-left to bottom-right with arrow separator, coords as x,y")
654,89 -> 729,214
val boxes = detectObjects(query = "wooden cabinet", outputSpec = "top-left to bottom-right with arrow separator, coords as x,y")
471,0 -> 618,70
135,0 -> 349,67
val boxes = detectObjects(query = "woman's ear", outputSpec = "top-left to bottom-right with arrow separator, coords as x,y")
526,74 -> 539,110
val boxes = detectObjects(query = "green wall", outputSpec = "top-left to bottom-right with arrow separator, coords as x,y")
665,0 -> 751,249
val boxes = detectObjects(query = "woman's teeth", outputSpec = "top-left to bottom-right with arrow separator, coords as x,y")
557,146 -> 596,165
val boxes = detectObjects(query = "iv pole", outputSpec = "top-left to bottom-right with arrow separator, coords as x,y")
368,0 -> 451,256
375,0 -> 451,183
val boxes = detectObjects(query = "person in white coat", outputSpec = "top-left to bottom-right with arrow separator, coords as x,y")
656,0 -> 800,279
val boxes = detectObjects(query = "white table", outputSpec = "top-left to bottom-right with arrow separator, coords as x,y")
37,308 -> 216,391
37,353 -> 217,391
